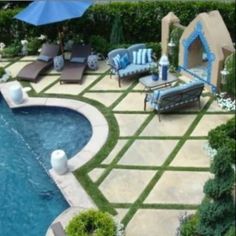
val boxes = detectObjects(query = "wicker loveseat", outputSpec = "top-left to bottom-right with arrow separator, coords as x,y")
107,43 -> 155,87
147,80 -> 205,121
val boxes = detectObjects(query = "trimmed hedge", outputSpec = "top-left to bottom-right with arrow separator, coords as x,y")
0,1 -> 235,46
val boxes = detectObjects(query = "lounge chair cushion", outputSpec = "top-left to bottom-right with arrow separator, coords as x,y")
70,57 -> 86,63
37,55 -> 51,62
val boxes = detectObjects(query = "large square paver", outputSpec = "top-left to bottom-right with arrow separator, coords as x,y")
170,140 -> 211,167
30,75 -> 59,93
126,209 -> 195,236
90,75 -> 133,91
83,92 -> 122,107
102,140 -> 128,164
145,171 -> 211,204
6,61 -> 32,77
191,114 -> 234,136
99,169 -> 156,203
118,140 -> 178,166
45,75 -> 98,95
115,113 -> 149,136
113,92 -> 151,111
141,114 -> 196,137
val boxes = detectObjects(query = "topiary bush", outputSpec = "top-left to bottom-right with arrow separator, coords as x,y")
27,37 -> 43,55
208,117 -> 235,163
110,13 -> 124,45
197,146 -> 235,236
90,35 -> 110,57
66,209 -> 116,236
225,225 -> 236,236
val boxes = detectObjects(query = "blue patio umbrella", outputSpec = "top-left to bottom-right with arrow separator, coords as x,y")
14,0 -> 93,53
14,0 -> 93,26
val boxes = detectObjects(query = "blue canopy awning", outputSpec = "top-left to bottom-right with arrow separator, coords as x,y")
14,0 -> 92,26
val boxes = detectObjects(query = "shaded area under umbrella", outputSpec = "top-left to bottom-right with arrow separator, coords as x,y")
14,0 -> 93,53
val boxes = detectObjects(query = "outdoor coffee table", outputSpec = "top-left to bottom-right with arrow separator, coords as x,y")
139,73 -> 179,110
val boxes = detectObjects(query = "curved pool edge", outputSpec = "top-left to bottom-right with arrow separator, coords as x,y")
0,81 -> 108,234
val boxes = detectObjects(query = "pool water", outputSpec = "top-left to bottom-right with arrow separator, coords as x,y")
0,96 -> 92,236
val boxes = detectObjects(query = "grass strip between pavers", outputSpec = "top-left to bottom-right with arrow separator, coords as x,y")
121,98 -> 214,226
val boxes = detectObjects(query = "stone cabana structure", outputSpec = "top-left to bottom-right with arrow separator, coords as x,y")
162,10 -> 235,92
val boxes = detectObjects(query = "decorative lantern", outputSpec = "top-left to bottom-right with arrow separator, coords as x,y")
168,38 -> 176,56
53,55 -> 64,71
220,66 -> 229,85
159,54 -> 169,81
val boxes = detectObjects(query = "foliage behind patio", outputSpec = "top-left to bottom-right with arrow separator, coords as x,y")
0,1 -> 235,48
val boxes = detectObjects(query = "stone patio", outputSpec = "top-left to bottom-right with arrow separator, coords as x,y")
1,58 -> 234,236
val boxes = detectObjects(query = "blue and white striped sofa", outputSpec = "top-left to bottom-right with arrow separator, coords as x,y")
107,44 -> 154,87
147,80 -> 205,121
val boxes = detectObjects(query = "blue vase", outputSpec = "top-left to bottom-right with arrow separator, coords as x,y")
152,74 -> 159,81
162,65 -> 168,81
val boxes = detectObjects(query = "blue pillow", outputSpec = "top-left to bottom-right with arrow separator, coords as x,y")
120,53 -> 130,69
37,55 -> 51,62
70,57 -> 86,63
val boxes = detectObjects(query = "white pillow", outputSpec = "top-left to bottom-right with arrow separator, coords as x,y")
133,51 -> 137,64
147,48 -> 152,63
141,48 -> 147,64
136,49 -> 142,64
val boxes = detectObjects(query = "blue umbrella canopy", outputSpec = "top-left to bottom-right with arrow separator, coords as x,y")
14,0 -> 92,26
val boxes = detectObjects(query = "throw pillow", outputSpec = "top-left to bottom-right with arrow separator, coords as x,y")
133,51 -> 137,64
136,49 -> 142,64
141,48 -> 147,64
119,53 -> 130,69
70,57 -> 86,63
37,55 -> 51,62
146,48 -> 153,63
112,54 -> 121,70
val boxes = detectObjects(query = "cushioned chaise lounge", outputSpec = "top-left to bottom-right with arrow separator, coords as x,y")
60,44 -> 91,84
17,43 -> 59,82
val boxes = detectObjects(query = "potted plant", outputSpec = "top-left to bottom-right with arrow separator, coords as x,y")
149,62 -> 159,81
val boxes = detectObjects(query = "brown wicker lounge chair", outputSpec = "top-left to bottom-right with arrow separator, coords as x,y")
60,44 -> 91,84
17,43 -> 59,82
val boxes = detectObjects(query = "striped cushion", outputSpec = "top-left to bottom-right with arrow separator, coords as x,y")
132,51 -> 137,64
136,49 -> 142,64
112,54 -> 121,70
141,48 -> 147,64
146,48 -> 152,63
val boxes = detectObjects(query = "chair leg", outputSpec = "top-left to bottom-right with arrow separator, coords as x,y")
110,70 -> 112,79
144,94 -> 148,111
118,77 -> 121,87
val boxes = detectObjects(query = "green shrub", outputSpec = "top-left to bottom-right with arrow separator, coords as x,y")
169,26 -> 184,69
27,37 -> 42,55
179,213 -> 199,236
225,52 -> 236,97
90,35 -> 110,56
0,67 -> 5,78
0,2 -> 235,45
146,42 -> 162,60
66,209 -> 116,236
208,117 -> 236,163
2,41 -> 21,58
225,225 -> 236,236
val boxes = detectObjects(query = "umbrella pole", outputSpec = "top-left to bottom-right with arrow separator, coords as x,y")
57,26 -> 64,56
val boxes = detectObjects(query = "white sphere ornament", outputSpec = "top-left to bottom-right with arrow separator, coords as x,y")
51,149 -> 68,175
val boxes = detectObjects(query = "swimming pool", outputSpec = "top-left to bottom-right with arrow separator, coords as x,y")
0,96 -> 92,236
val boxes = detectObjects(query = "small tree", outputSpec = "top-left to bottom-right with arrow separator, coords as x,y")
110,14 -> 124,46
197,147 -> 235,236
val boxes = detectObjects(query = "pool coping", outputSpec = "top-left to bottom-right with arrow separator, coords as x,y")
0,81 -> 109,224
